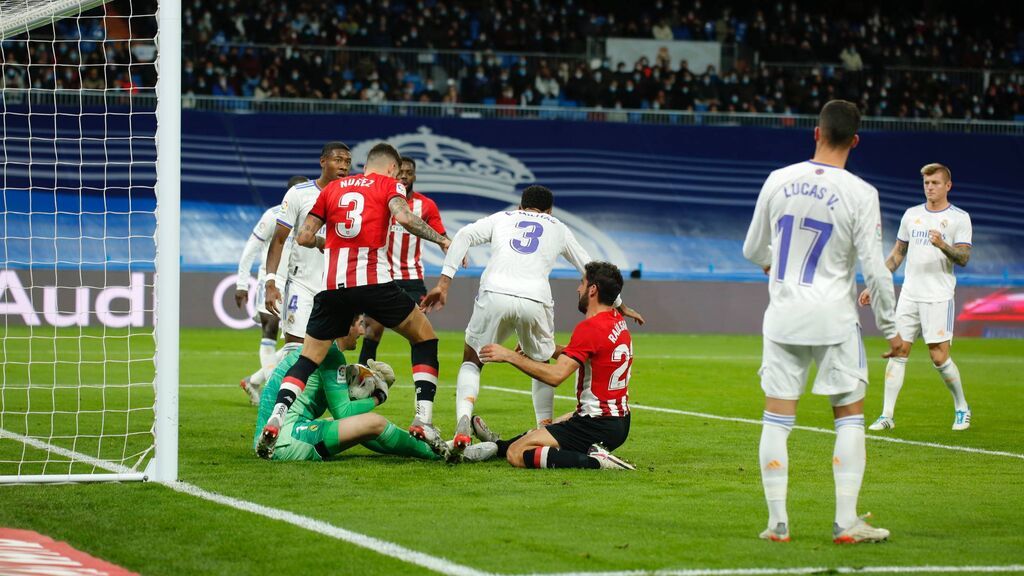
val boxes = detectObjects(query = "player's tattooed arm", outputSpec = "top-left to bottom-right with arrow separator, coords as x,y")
936,239 -> 971,266
297,214 -> 325,248
389,197 -> 450,249
884,239 -> 909,272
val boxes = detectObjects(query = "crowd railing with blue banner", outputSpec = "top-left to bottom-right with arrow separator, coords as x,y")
2,91 -> 1022,135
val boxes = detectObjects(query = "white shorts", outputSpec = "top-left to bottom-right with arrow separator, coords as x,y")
465,291 -> 555,362
759,325 -> 867,406
896,298 -> 955,345
281,279 -> 316,338
253,275 -> 271,320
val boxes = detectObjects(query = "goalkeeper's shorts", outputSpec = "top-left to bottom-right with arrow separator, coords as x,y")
272,417 -> 341,462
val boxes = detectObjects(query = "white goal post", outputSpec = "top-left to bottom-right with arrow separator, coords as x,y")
0,0 -> 179,483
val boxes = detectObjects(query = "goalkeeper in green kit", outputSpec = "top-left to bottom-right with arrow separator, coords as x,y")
253,315 -> 445,461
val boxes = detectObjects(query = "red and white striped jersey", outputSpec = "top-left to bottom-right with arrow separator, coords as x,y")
561,309 -> 632,418
388,191 -> 446,281
310,173 -> 406,289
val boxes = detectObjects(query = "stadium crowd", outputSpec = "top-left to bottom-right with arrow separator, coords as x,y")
1,0 -> 1021,120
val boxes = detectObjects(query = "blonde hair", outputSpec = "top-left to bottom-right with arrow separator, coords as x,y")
920,163 -> 952,182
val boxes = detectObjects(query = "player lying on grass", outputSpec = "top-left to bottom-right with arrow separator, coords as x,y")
473,261 -> 636,470
252,315 -> 446,462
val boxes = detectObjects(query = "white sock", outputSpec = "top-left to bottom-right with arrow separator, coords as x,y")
532,379 -> 555,424
249,366 -> 267,387
248,338 -> 278,387
882,357 -> 907,418
833,415 -> 866,529
455,362 -> 481,422
415,400 -> 434,424
263,342 -> 302,382
274,341 -> 302,363
259,338 -> 276,370
760,411 -> 794,528
936,358 -> 968,411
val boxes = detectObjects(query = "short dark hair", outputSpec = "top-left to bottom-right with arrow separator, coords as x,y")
366,142 -> 401,166
321,141 -> 350,157
584,261 -> 623,306
400,156 -> 416,169
818,100 -> 860,148
287,175 -> 308,188
520,185 -> 554,212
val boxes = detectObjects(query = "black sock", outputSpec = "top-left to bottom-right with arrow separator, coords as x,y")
545,449 -> 599,469
358,337 -> 380,365
495,432 -> 527,458
277,355 -> 318,409
411,339 -> 439,403
273,388 -> 296,410
522,447 -> 598,469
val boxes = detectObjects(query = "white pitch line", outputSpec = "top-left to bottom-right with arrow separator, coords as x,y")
0,427 -> 490,576
482,386 -> 1024,461
179,382 -> 1024,460
3,429 -> 1023,576
165,482 -> 492,576
522,566 -> 1024,576
0,428 -> 135,474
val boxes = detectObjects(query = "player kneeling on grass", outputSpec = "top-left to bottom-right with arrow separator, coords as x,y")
474,261 -> 635,470
252,315 -> 445,462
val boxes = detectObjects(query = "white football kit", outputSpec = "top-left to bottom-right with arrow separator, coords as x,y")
743,161 -> 897,402
275,180 -> 327,338
237,205 -> 292,319
442,209 -> 594,361
895,203 -> 972,344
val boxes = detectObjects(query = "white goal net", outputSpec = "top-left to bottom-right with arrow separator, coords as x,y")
0,0 -> 179,483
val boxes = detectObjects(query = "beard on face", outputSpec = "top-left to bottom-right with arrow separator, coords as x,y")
577,290 -> 588,314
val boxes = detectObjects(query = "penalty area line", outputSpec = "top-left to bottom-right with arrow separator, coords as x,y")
482,386 -> 1024,461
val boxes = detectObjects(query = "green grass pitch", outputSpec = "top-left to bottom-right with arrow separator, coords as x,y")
1,327 -> 1022,575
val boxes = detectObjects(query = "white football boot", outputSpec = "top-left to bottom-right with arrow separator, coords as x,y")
833,514 -> 890,544
868,415 -> 895,431
758,522 -> 790,543
587,443 -> 636,470
952,408 -> 971,431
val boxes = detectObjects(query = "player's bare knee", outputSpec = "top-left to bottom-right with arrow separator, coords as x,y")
261,320 -> 279,340
506,445 -> 526,468
360,315 -> 383,339
764,396 -> 798,416
463,344 -> 482,366
301,336 -> 332,362
928,344 -> 950,366
365,413 -> 388,436
396,309 -> 435,344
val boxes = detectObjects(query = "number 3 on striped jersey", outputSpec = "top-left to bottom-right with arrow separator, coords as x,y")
609,343 -> 632,391
335,192 -> 364,238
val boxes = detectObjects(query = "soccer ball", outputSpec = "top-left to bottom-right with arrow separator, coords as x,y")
345,363 -> 379,400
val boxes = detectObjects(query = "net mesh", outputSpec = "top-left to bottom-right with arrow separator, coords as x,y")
0,0 -> 160,478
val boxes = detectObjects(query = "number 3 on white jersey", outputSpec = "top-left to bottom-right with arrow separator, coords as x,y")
335,192 -> 364,238
609,343 -> 633,390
